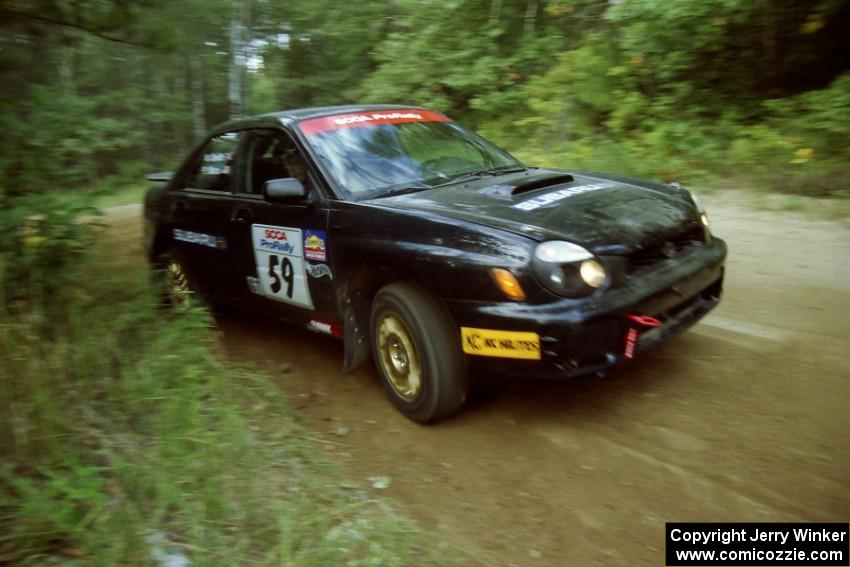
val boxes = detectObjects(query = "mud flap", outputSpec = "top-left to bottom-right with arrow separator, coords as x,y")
342,304 -> 370,373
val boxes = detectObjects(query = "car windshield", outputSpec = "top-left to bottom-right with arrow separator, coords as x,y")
297,110 -> 523,199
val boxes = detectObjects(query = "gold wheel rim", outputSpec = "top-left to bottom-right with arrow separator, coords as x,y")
377,312 -> 422,402
165,260 -> 193,308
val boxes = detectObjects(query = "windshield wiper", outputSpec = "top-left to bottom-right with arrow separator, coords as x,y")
433,166 -> 528,187
370,184 -> 431,199
369,166 -> 527,197
480,165 -> 528,175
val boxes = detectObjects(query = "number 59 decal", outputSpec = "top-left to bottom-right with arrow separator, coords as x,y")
269,255 -> 293,296
251,224 -> 314,309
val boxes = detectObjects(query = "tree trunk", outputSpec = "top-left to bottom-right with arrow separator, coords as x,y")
228,0 -> 254,120
523,0 -> 538,35
760,0 -> 776,91
228,14 -> 243,119
489,0 -> 502,26
188,54 -> 207,141
57,32 -> 76,94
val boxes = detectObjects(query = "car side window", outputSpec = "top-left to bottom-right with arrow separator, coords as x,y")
183,132 -> 240,191
242,130 -> 313,195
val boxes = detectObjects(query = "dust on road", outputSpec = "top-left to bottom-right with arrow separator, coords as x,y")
109,195 -> 850,566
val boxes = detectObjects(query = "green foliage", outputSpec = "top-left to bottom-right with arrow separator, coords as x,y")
252,0 -> 392,109
0,198 -> 447,565
92,182 -> 149,209
0,192 -> 99,319
726,73 -> 850,195
0,86 -> 143,194
358,0 -> 566,127
91,161 -> 151,195
501,9 -> 850,194
0,0 -> 176,46
3,0 -> 849,198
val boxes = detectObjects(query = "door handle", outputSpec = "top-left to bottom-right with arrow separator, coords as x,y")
231,207 -> 253,224
171,200 -> 189,214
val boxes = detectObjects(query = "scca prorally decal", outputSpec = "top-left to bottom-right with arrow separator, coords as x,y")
306,262 -> 333,280
298,109 -> 450,135
251,224 -> 314,310
173,228 -> 227,250
334,112 -> 422,126
303,229 -> 327,261
259,228 -> 295,254
513,183 -> 610,211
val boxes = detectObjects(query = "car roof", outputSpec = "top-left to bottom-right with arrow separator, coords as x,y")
211,104 -> 431,135
267,104 -> 429,121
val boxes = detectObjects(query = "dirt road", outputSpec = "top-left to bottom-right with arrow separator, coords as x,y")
111,195 -> 849,566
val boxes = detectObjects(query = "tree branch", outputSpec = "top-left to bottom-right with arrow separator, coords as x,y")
0,7 -> 152,48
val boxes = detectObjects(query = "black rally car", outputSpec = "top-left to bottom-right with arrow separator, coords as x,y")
143,105 -> 726,422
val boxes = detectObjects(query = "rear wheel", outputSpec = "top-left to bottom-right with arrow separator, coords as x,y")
370,282 -> 468,423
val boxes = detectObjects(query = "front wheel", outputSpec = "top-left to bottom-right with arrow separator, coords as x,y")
370,282 -> 468,423
154,250 -> 198,309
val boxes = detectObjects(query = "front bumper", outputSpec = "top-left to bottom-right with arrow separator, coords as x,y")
447,237 -> 727,379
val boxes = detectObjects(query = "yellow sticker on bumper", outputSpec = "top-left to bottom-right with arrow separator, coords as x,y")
461,327 -> 541,360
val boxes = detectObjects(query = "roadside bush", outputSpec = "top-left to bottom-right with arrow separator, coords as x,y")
727,73 -> 850,196
0,201 -> 445,565
496,56 -> 850,196
92,160 -> 152,194
0,192 -> 99,323
0,87 -> 143,196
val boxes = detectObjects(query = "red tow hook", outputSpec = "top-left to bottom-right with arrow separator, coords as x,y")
627,314 -> 663,328
623,313 -> 663,360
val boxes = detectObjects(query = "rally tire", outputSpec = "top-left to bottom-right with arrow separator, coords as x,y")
370,282 -> 468,423
154,249 -> 201,310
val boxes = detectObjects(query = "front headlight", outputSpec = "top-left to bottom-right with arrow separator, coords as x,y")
532,241 -> 607,297
688,191 -> 712,239
579,259 -> 606,288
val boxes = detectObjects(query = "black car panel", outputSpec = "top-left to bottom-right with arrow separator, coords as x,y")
372,170 -> 698,251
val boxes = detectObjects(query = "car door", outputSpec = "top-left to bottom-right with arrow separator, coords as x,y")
167,131 -> 241,300
228,128 -> 341,330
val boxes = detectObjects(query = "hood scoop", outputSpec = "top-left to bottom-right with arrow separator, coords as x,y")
511,173 -> 574,196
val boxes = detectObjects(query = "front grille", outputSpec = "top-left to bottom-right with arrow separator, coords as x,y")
627,225 -> 704,273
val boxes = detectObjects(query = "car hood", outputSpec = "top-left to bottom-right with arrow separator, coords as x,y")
366,169 -> 698,252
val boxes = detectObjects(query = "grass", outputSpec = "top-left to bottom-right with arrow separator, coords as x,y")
0,236 -> 448,565
92,182 -> 147,209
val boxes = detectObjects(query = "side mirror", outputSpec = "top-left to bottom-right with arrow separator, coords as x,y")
145,171 -> 173,183
264,178 -> 307,202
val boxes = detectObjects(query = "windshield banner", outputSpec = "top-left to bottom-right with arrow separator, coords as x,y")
298,109 -> 451,135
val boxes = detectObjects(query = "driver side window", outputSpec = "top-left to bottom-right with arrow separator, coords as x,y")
242,130 -> 313,195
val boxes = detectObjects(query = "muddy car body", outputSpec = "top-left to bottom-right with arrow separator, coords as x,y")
143,105 -> 726,422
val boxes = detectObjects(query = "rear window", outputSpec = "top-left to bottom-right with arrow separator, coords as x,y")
183,132 -> 240,191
